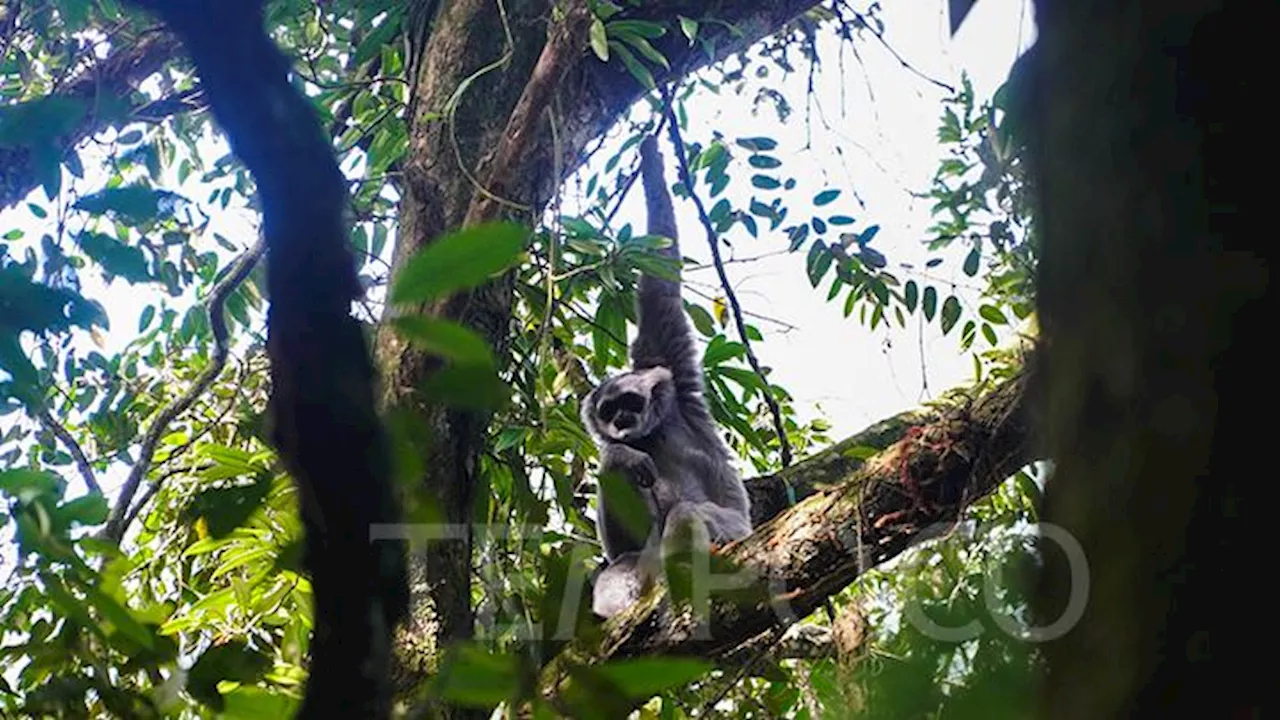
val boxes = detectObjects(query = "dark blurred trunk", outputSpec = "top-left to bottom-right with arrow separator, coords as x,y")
1030,1 -> 1267,716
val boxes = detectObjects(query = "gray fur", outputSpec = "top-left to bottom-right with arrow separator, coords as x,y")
583,135 -> 752,618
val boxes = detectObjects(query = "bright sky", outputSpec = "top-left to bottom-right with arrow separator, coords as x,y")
0,0 -> 1035,516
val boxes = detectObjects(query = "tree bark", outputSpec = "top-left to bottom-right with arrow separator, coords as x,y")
536,364 -> 1039,711
1029,0 -> 1268,717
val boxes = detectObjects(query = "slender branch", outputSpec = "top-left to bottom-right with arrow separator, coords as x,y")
661,89 -> 795,468
132,86 -> 207,120
35,406 -> 101,495
103,238 -> 264,541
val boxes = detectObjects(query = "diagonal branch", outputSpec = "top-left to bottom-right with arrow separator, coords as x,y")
103,239 -> 264,541
35,405 -> 101,495
660,87 -> 795,468
537,362 -> 1041,709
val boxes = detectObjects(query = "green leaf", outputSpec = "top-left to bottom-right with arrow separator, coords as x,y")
813,189 -> 840,206
78,232 -> 153,284
189,477 -> 272,538
421,364 -> 510,411
686,303 -> 715,337
138,305 -> 156,332
806,241 -> 833,288
220,687 -> 300,720
960,319 -> 977,350
679,15 -> 698,43
963,247 -> 981,277
615,32 -> 670,70
597,657 -> 714,699
434,644 -> 519,708
941,295 -> 962,334
982,322 -> 998,345
597,470 -> 653,548
787,224 -> 809,251
390,222 -> 527,304
58,0 -> 93,30
0,96 -> 87,148
0,468 -> 62,502
749,154 -> 782,169
610,41 -> 655,90
978,304 -> 1008,325
589,17 -> 610,61
58,493 -> 108,526
494,427 -> 526,452
702,337 -> 745,366
923,286 -> 938,321
904,280 -> 919,312
718,366 -> 766,393
187,641 -> 271,711
607,20 -> 667,39
74,185 -> 183,225
391,317 -> 496,368
354,12 -> 401,66
736,137 -> 778,152
80,583 -> 155,652
751,174 -> 781,190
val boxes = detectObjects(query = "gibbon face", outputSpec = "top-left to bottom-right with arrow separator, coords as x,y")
588,366 -> 674,442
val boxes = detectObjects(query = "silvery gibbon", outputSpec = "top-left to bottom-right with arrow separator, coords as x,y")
582,134 -> 752,618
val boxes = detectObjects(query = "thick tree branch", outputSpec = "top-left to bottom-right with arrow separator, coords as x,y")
125,2 -> 409,718
0,28 -> 185,209
538,365 -> 1040,708
460,3 -> 591,228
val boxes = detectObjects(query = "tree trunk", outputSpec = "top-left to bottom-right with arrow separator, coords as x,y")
1030,1 -> 1268,716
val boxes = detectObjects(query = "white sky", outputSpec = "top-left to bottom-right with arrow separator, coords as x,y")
0,0 -> 1035,509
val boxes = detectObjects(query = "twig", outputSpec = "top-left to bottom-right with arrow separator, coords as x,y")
103,238 -> 265,541
684,249 -> 790,271
35,406 -> 101,495
660,88 -> 795,468
682,284 -> 798,332
700,623 -> 789,716
838,1 -> 956,95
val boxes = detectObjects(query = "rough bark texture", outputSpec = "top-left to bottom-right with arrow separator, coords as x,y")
537,366 -> 1038,710
1030,1 -> 1268,717
381,1 -> 831,707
